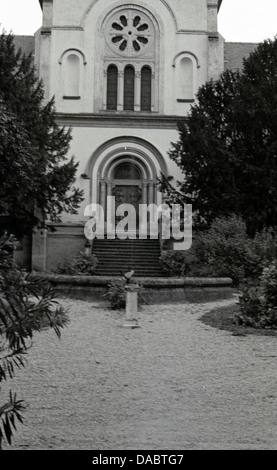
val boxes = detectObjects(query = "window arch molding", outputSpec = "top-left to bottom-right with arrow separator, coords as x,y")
59,49 -> 87,100
173,52 -> 200,103
172,51 -> 200,69
58,48 -> 87,66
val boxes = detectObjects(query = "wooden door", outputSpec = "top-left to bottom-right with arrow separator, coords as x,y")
113,185 -> 142,227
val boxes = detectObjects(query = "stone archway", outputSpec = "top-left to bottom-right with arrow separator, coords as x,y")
98,153 -> 157,233
84,136 -> 168,235
100,153 -> 156,202
85,135 -> 167,205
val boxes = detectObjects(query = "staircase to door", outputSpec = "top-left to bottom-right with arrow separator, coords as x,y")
93,238 -> 165,277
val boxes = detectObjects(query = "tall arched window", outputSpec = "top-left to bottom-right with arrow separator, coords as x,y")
141,66 -> 152,111
179,57 -> 193,100
64,54 -> 80,97
107,65 -> 118,110
124,66 -> 135,110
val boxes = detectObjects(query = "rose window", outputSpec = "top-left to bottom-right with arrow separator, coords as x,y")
107,12 -> 152,55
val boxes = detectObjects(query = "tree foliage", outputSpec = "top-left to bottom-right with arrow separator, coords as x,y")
0,233 -> 69,449
160,38 -> 277,235
159,214 -> 276,285
0,33 -> 83,231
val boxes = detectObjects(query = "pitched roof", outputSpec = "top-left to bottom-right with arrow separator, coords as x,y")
13,35 -> 35,57
224,42 -> 258,71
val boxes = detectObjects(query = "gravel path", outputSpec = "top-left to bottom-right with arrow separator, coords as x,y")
2,297 -> 277,450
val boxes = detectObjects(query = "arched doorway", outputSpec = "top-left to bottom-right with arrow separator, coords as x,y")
85,137 -> 168,237
101,155 -> 155,233
97,152 -> 157,218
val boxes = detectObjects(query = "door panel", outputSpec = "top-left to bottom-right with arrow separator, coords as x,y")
113,185 -> 142,226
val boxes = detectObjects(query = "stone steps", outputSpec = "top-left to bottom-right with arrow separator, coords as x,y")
93,238 -> 165,277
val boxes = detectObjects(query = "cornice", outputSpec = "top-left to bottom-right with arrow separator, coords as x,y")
55,113 -> 186,129
176,30 -> 207,35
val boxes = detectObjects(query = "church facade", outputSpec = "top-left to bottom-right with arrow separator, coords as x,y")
26,0 -> 252,273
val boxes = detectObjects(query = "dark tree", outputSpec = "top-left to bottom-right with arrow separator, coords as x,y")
0,33 -> 83,232
161,38 -> 277,235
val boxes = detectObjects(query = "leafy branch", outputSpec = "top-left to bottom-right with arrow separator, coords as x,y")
0,243 -> 69,449
0,391 -> 25,448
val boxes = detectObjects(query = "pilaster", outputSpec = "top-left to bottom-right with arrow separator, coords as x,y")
207,0 -> 224,80
37,1 -> 53,102
41,0 -> 53,28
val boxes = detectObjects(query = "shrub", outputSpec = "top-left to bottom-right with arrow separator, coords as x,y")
238,260 -> 277,329
261,260 -> 277,308
191,215 -> 276,285
55,251 -> 98,275
106,279 -> 127,310
105,278 -> 143,310
160,215 -> 276,285
237,283 -> 265,327
159,251 -> 189,277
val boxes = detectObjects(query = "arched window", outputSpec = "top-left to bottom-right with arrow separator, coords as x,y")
114,162 -> 141,180
179,57 -> 193,100
124,66 -> 135,110
141,66 -> 152,111
107,65 -> 118,110
64,54 -> 80,97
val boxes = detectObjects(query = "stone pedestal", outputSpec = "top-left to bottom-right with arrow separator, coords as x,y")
123,284 -> 141,329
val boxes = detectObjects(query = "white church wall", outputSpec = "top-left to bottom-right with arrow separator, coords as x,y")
37,0 -> 222,116
32,0 -> 224,271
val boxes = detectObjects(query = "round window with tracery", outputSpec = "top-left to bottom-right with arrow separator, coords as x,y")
106,10 -> 153,56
